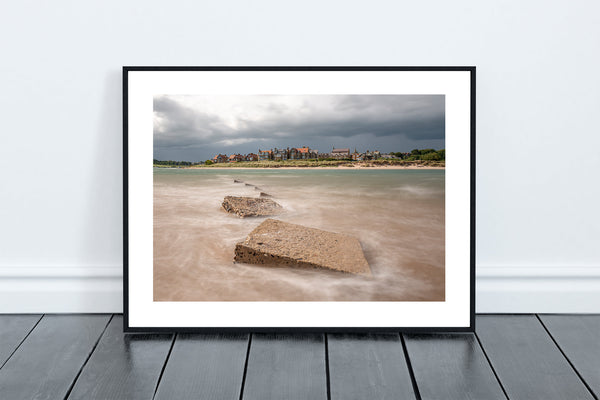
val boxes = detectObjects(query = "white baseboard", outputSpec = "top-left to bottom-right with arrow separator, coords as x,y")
476,266 -> 600,313
0,266 -> 123,313
1,265 -> 599,313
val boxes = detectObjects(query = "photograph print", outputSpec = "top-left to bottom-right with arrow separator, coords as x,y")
153,94 -> 446,302
124,67 -> 474,330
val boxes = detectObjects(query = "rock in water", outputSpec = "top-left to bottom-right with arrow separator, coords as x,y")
233,179 -> 243,183
259,192 -> 272,198
222,196 -> 282,218
234,219 -> 372,276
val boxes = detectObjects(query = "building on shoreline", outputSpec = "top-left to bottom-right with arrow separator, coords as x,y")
273,147 -> 288,160
257,147 -> 318,161
228,154 -> 245,162
351,149 -> 362,161
290,147 -> 318,159
212,146 -> 385,163
351,149 -> 381,161
258,149 -> 272,160
212,154 -> 228,163
330,147 -> 350,158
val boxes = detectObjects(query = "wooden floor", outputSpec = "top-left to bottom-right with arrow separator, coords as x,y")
0,315 -> 598,399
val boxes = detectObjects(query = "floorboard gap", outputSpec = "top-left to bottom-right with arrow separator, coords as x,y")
152,333 -> 177,400
535,315 -> 598,400
400,333 -> 422,400
324,334 -> 331,400
0,314 -> 44,371
474,331 -> 510,400
237,333 -> 253,400
63,314 -> 114,400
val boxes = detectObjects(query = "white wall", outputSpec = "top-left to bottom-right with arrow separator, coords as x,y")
1,0 -> 599,313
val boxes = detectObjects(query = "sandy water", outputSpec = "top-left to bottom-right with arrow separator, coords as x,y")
153,168 -> 445,301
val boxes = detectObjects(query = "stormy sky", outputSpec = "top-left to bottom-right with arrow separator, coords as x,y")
153,95 -> 445,162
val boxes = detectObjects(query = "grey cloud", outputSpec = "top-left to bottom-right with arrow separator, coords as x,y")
154,96 -> 230,148
154,95 -> 444,161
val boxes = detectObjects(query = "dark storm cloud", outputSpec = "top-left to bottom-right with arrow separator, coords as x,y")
154,95 -> 444,161
239,112 -> 444,141
154,96 -> 233,149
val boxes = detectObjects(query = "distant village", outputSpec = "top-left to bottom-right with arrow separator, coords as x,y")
153,146 -> 444,167
211,146 -> 411,163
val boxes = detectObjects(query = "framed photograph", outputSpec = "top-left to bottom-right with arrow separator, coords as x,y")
123,66 -> 475,332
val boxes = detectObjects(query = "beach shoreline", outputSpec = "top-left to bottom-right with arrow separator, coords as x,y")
187,165 -> 444,170
157,164 -> 444,170
154,158 -> 445,170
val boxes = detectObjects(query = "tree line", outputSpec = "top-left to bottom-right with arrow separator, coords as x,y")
155,149 -> 445,166
389,149 -> 445,161
153,159 -> 197,166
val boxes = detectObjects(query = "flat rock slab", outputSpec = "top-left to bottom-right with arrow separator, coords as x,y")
234,219 -> 371,276
222,196 -> 282,218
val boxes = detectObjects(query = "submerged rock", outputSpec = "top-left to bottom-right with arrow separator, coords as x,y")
222,196 -> 282,218
245,183 -> 254,187
259,192 -> 273,198
234,219 -> 372,276
233,179 -> 243,183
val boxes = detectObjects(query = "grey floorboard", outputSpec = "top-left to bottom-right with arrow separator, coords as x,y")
0,314 -> 111,400
476,315 -> 594,400
539,314 -> 600,398
242,333 -> 327,400
0,314 -> 41,367
328,333 -> 416,400
154,333 -> 249,400
66,315 -> 173,400
404,333 -> 506,400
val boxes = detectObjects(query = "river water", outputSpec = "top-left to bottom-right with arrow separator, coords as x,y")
153,168 -> 445,301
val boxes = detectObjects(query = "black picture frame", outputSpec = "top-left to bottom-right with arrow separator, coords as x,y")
123,66 -> 476,333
